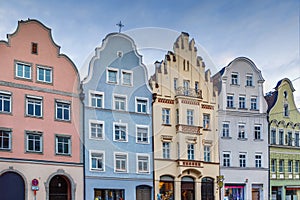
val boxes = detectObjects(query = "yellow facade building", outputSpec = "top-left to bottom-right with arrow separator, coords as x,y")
150,32 -> 220,200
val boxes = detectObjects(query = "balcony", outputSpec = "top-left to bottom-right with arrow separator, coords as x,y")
175,87 -> 202,99
177,159 -> 203,168
176,124 -> 202,135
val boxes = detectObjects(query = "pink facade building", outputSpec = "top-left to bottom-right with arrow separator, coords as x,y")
0,19 -> 83,200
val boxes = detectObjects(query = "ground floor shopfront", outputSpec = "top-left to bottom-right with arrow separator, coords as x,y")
0,159 -> 84,200
86,177 -> 153,200
271,181 -> 300,200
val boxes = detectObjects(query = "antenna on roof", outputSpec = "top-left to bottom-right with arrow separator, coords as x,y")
116,21 -> 124,33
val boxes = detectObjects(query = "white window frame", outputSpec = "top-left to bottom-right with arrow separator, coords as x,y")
279,159 -> 284,173
162,142 -> 170,159
89,90 -> 104,108
16,62 -> 31,79
295,160 -> 300,173
203,114 -> 210,129
55,135 -> 71,155
113,122 -> 128,142
89,120 -> 105,140
204,145 -> 211,162
239,95 -> 246,109
162,108 -> 170,125
114,152 -> 128,173
135,97 -> 149,114
106,67 -> 119,84
238,123 -> 246,139
239,153 -> 246,167
136,125 -> 149,144
90,150 -> 105,172
26,131 -> 42,153
246,74 -> 253,86
121,70 -> 133,86
231,72 -> 239,85
187,143 -> 195,160
223,152 -> 231,167
279,129 -> 284,145
255,153 -> 262,168
271,128 -> 276,144
251,96 -> 257,110
288,160 -> 293,173
254,124 -> 262,140
0,129 -> 12,150
26,95 -> 43,117
37,65 -> 52,83
227,94 -> 234,108
187,109 -> 194,125
222,122 -> 230,137
0,91 -> 12,113
271,159 -> 276,173
136,153 -> 150,174
113,94 -> 127,111
295,132 -> 300,147
55,100 -> 71,121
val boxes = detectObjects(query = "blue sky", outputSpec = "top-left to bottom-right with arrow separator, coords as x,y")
1,0 -> 299,106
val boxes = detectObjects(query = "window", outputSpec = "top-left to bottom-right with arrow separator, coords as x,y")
255,154 -> 262,168
254,125 -> 261,140
246,74 -> 253,86
107,68 -> 118,84
174,78 -> 178,90
31,42 -> 38,54
271,159 -> 276,173
90,91 -> 103,108
176,109 -> 179,124
279,159 -> 284,173
295,132 -> 300,147
238,124 -> 246,139
136,98 -> 148,113
187,143 -> 194,160
0,92 -> 11,113
162,142 -> 170,159
231,72 -> 238,85
26,96 -> 42,117
56,135 -> 71,155
204,146 -> 211,162
162,108 -> 170,125
271,129 -> 276,144
16,62 -> 31,79
90,120 -> 104,139
223,152 -> 230,167
137,154 -> 150,173
287,131 -> 293,146
187,109 -> 194,125
250,97 -> 257,110
26,132 -> 42,152
203,114 -> 210,129
295,161 -> 300,173
279,130 -> 284,145
195,81 -> 199,92
183,80 -> 190,95
239,96 -> 246,109
136,126 -> 149,143
90,151 -> 104,171
222,122 -> 230,137
114,123 -> 127,142
288,160 -> 293,173
239,153 -> 246,167
0,129 -> 11,150
284,104 -> 289,117
56,101 -> 70,121
114,95 -> 126,111
227,95 -> 234,108
115,153 -> 127,172
121,70 -> 132,86
37,66 -> 52,83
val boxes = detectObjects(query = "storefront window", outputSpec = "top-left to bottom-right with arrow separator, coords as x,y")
94,189 -> 125,200
158,175 -> 174,200
224,185 -> 244,200
181,176 -> 194,200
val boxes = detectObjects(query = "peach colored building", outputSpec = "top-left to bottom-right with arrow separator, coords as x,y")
0,19 -> 83,200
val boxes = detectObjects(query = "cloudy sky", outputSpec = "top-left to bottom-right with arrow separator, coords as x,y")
1,0 -> 299,107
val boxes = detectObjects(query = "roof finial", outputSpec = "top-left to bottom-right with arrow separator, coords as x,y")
116,21 -> 124,33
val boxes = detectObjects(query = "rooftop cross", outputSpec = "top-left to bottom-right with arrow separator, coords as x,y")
116,21 -> 124,33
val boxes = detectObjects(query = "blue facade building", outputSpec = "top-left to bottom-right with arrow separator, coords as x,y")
82,33 -> 153,200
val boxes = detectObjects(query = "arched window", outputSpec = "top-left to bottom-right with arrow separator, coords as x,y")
158,175 -> 174,200
181,176 -> 195,200
201,177 -> 214,200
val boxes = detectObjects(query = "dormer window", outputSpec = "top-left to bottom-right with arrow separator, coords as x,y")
31,43 -> 38,54
246,74 -> 253,86
284,104 -> 289,117
284,91 -> 288,99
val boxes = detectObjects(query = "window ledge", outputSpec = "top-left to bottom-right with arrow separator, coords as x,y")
221,136 -> 232,140
254,139 -> 264,142
237,138 -> 248,141
238,108 -> 248,110
162,123 -> 172,126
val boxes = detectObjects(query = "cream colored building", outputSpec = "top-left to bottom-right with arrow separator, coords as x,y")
150,32 -> 219,200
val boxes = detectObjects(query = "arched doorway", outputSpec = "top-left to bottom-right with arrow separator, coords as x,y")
181,176 -> 195,200
201,177 -> 214,200
0,171 -> 25,200
136,185 -> 151,200
158,175 -> 174,200
49,175 -> 71,200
